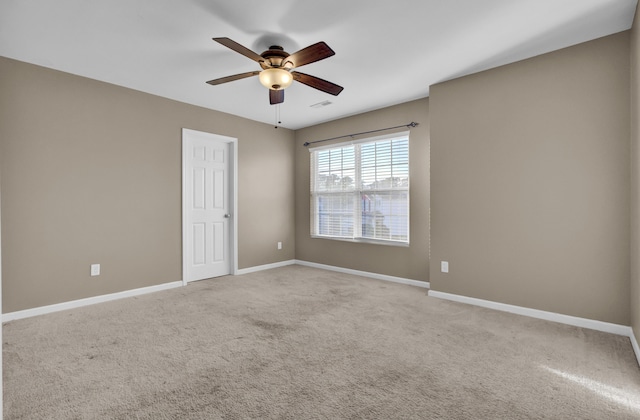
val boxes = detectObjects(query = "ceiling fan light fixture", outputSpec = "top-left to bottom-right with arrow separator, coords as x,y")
259,68 -> 293,90
208,38 -> 343,105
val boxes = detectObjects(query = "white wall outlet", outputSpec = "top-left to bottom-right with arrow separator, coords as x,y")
90,264 -> 100,276
277,242 -> 282,250
441,261 -> 449,273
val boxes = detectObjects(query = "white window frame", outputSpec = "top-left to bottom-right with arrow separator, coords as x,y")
309,131 -> 410,246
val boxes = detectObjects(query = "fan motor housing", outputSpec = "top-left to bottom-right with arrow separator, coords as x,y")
260,46 -> 292,69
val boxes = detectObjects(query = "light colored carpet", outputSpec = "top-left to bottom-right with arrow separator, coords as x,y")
3,265 -> 640,419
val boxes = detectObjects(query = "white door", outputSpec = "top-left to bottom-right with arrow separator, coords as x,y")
183,129 -> 235,282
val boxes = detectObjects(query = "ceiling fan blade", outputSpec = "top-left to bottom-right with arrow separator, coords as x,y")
213,37 -> 264,63
269,89 -> 284,105
206,71 -> 260,86
284,42 -> 335,68
292,71 -> 344,96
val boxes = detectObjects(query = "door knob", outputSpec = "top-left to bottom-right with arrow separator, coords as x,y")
224,214 -> 231,218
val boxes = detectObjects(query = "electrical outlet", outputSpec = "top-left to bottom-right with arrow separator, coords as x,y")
277,242 -> 282,250
441,261 -> 449,273
91,264 -> 100,276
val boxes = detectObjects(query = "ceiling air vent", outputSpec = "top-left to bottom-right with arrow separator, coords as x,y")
310,100 -> 332,109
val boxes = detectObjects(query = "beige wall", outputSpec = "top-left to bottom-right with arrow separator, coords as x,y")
631,8 -> 640,338
2,25 -> 637,324
430,32 -> 631,325
294,99 -> 430,282
0,57 -> 296,313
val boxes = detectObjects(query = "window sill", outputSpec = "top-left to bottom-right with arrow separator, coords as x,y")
310,235 -> 410,247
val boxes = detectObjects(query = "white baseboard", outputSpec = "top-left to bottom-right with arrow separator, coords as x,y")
235,259 -> 296,275
1,260 -> 422,323
8,265 -> 636,368
3,281 -> 183,323
631,329 -> 640,368
295,260 -> 430,289
428,290 -> 632,337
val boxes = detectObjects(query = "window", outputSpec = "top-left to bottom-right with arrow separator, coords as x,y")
310,132 -> 409,245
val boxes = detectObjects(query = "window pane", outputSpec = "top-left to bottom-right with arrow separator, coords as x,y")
316,193 -> 356,238
361,191 -> 408,242
314,146 -> 356,192
360,137 -> 408,190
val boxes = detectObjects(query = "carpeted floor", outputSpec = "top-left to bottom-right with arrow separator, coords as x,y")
3,265 -> 640,419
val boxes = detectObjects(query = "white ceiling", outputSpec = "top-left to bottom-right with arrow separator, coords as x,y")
0,0 -> 637,130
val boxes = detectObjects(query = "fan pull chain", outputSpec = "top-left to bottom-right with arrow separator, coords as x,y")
274,104 -> 282,129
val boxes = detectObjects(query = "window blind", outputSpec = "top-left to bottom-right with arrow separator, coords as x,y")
310,133 -> 409,244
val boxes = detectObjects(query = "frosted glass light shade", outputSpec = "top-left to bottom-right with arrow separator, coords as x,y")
259,68 -> 293,90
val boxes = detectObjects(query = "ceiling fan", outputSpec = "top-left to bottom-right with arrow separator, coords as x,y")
206,37 -> 344,105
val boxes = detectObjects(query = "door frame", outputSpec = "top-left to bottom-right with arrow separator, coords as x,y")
181,128 -> 238,285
